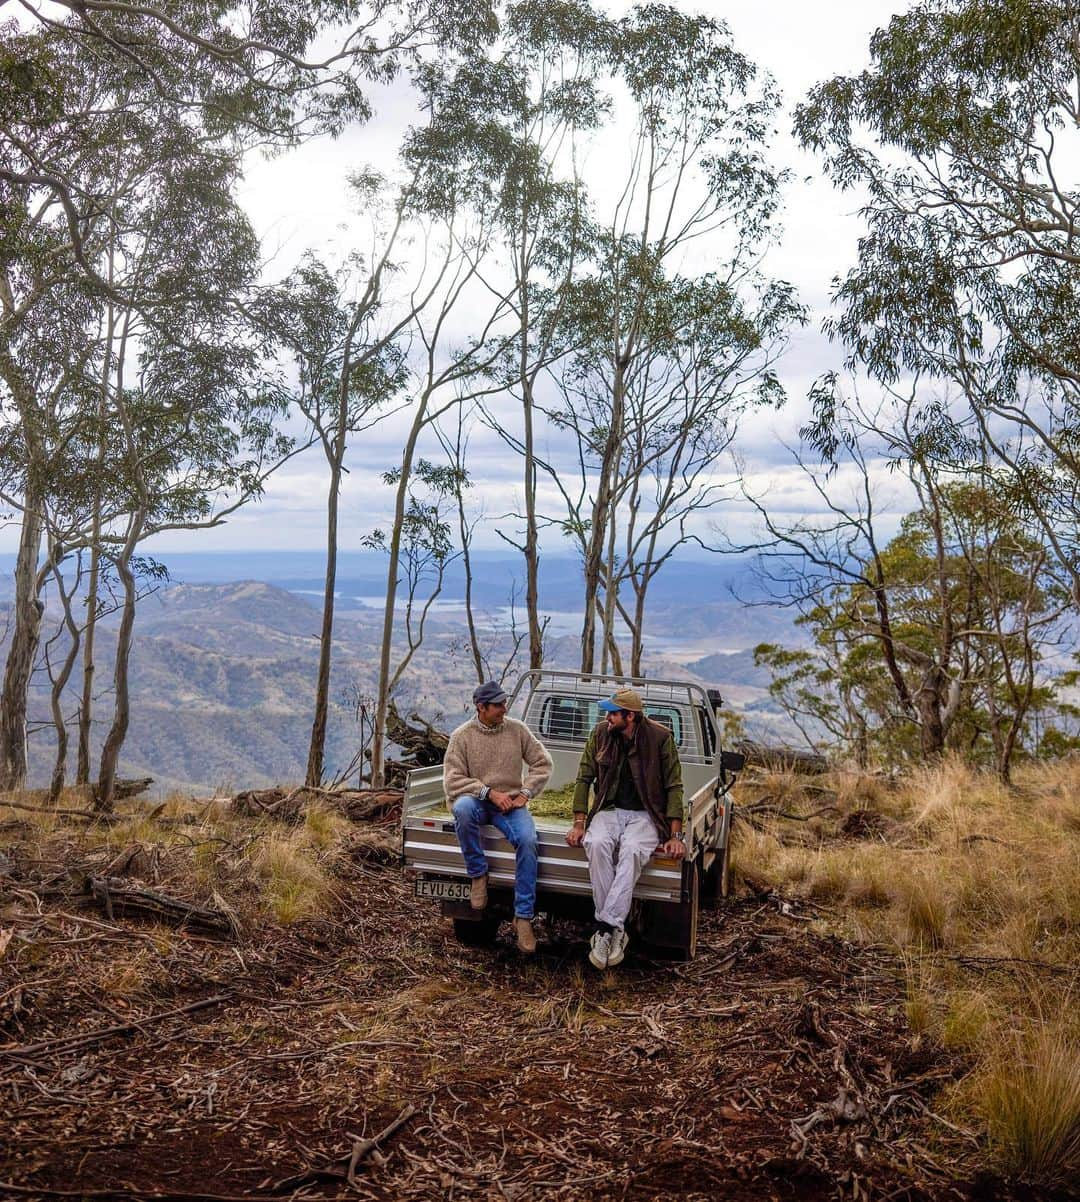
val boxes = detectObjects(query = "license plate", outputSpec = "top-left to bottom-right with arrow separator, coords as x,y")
415,878 -> 471,901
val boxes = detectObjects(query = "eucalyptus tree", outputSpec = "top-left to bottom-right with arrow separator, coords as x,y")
434,412 -> 487,683
366,219 -> 516,788
746,387 -> 1068,772
535,6 -> 793,673
42,548 -> 83,805
796,0 -> 1080,601
0,235 -> 102,788
0,58 -> 291,800
533,269 -> 796,674
85,137 -> 291,810
263,217 -> 412,789
364,457 -> 464,701
4,0 -> 499,226
407,0 -> 607,670
0,1 -> 496,791
577,7 -> 788,673
361,18 -> 612,785
615,276 -> 798,674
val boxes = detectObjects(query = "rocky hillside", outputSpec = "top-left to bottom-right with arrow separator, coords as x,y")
6,579 -> 790,795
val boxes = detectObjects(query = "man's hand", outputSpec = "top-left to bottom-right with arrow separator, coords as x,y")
489,789 -> 516,812
661,836 -> 687,859
508,792 -> 529,809
565,819 -> 586,847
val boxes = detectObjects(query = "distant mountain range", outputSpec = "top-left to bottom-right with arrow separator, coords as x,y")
3,551 -> 804,794
134,548 -> 780,606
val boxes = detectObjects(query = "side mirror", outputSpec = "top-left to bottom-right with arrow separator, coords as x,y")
720,750 -> 745,773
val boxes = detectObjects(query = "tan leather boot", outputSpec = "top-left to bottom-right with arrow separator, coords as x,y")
469,874 -> 488,911
514,917 -> 537,954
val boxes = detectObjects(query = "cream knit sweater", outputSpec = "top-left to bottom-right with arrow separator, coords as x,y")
442,716 -> 552,801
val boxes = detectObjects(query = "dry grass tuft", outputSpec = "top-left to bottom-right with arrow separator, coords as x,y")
245,830 -> 334,924
804,849 -> 852,903
732,755 -> 1080,1185
829,769 -> 896,817
1023,759 -> 1080,833
304,802 -> 351,850
891,871 -> 953,950
975,1023 -> 1080,1186
941,990 -> 993,1051
902,954 -> 938,1040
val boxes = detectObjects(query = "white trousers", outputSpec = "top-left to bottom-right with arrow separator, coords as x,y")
582,808 -> 660,930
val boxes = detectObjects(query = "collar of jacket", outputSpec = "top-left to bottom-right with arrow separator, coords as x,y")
473,716 -> 505,735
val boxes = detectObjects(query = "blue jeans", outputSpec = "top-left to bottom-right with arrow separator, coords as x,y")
451,794 -> 538,919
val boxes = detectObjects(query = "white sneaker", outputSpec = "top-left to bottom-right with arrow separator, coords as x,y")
588,929 -> 611,969
606,928 -> 629,967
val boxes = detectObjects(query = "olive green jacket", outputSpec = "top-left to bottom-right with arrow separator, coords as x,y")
572,718 -> 684,838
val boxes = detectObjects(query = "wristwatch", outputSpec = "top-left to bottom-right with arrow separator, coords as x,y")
672,831 -> 686,844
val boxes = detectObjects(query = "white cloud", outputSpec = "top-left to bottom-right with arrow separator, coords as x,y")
12,2 -> 923,560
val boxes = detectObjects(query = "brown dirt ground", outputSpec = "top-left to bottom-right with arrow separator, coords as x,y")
0,823 -> 1064,1202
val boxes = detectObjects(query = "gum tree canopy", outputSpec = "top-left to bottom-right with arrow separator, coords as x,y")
796,0 -> 1080,597
0,0 -> 496,795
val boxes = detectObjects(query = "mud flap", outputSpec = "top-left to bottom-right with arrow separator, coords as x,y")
637,858 -> 698,960
440,887 -> 513,922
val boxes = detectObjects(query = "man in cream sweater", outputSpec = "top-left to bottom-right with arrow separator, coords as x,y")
443,680 -> 553,953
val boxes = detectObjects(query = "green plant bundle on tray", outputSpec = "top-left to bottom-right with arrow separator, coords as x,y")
527,783 -> 579,821
420,781 -> 581,822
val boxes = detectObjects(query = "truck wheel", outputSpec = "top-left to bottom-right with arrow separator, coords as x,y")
452,915 -> 499,946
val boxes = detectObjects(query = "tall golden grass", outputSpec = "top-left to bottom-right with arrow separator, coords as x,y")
0,788 -> 342,927
731,754 -> 1080,1186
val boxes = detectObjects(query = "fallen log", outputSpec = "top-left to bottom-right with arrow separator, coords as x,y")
0,777 -> 155,818
386,702 -> 449,767
109,777 -> 155,800
228,784 -> 404,824
230,786 -> 304,822
379,756 -> 411,789
734,740 -> 829,774
82,875 -> 236,937
330,787 -> 403,822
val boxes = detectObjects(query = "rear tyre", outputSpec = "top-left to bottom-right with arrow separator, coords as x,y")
452,915 -> 499,946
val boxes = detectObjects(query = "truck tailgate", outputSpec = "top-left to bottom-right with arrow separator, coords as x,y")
403,812 -> 685,902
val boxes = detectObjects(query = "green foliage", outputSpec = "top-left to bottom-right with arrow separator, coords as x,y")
795,0 -> 1080,587
365,458 -> 463,575
753,641 -> 849,754
759,471 -> 1071,764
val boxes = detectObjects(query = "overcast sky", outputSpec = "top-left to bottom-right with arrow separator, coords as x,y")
142,0 -> 919,558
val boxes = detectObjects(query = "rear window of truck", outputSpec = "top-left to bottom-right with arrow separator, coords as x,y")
538,697 -> 683,745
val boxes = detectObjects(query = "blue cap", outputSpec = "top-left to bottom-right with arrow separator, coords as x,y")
473,680 -> 508,706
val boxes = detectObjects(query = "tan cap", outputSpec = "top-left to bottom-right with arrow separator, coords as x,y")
598,688 -> 644,713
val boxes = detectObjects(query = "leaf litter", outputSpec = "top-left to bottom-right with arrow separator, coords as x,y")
0,804 -> 1043,1202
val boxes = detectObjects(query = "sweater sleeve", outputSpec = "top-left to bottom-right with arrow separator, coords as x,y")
442,729 -> 486,801
520,725 -> 553,798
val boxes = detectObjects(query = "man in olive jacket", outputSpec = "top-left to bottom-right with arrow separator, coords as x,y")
565,687 -> 685,969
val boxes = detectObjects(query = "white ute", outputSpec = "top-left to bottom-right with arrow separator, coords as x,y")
401,670 -> 743,959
